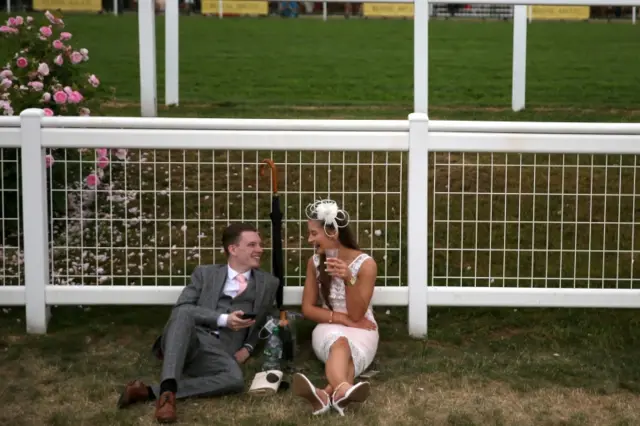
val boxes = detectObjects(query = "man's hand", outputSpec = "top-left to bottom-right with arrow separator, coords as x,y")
234,347 -> 250,364
227,311 -> 255,331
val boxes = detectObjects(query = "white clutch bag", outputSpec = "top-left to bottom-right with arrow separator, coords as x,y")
248,370 -> 283,396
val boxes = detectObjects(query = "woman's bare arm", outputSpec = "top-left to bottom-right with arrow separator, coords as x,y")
344,258 -> 377,322
301,256 -> 352,326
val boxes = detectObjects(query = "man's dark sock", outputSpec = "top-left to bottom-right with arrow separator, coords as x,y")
159,379 -> 178,395
147,386 -> 156,400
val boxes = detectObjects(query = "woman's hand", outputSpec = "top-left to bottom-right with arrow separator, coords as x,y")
337,313 -> 377,331
325,258 -> 352,282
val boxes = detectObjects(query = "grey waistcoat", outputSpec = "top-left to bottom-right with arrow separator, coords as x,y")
216,278 -> 257,353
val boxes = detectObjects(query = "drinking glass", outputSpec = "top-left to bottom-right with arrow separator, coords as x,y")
325,248 -> 339,259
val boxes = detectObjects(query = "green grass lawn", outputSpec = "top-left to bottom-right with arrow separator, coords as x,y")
0,13 -> 635,120
3,305 -> 640,425
1,13 -> 640,426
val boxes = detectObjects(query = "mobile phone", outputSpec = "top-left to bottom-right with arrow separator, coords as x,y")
240,312 -> 257,320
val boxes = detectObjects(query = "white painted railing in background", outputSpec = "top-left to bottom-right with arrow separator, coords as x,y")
1,110 -> 639,337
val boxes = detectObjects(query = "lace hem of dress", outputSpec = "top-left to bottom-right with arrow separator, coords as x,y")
318,331 -> 368,376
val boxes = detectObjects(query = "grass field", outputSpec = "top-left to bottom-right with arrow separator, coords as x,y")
0,13 -> 635,120
1,13 -> 640,426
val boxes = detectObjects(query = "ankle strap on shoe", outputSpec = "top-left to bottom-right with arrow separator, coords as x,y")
331,382 -> 350,400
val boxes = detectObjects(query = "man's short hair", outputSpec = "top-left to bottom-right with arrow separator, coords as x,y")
221,223 -> 258,256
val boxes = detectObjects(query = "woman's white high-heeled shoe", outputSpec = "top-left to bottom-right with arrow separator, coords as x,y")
292,373 -> 331,416
330,381 -> 371,416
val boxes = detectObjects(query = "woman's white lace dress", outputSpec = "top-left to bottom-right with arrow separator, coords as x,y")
310,253 -> 379,377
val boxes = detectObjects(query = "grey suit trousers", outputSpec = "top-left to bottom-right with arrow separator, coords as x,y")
150,309 -> 245,400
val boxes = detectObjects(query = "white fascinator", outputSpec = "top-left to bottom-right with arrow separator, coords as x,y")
305,199 -> 350,236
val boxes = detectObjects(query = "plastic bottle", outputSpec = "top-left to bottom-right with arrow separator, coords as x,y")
261,325 -> 283,371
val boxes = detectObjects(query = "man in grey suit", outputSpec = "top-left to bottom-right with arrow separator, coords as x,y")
116,223 -> 280,423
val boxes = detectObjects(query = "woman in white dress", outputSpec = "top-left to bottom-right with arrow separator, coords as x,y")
292,199 -> 379,416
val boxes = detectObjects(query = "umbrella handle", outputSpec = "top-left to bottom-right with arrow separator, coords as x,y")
261,159 -> 279,194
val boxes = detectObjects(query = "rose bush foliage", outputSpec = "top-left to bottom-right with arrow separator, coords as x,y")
0,11 -> 128,238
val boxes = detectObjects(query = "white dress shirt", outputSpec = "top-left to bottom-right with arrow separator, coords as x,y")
216,265 -> 252,328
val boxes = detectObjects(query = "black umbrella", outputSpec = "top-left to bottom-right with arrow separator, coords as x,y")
261,159 -> 294,364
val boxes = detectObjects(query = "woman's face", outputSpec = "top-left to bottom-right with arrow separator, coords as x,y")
307,220 -> 337,253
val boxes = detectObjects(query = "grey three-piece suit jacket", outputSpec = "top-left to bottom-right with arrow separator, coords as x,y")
151,264 -> 280,361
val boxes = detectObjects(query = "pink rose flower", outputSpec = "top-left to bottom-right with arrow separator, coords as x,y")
7,17 -> 16,26
39,26 -> 52,37
14,16 -> 24,26
52,40 -> 64,49
41,92 -> 51,102
97,156 -> 109,169
68,91 -> 83,104
114,149 -> 128,161
45,154 -> 54,168
41,11 -> 63,25
0,26 -> 18,34
70,51 -> 83,64
0,100 -> 13,116
53,90 -> 67,104
1,78 -> 11,89
85,173 -> 100,188
0,70 -> 13,79
16,57 -> 28,68
37,63 -> 49,76
95,148 -> 108,157
63,86 -> 72,94
88,74 -> 100,88
54,55 -> 63,66
60,31 -> 71,40
28,81 -> 43,91
43,108 -> 54,116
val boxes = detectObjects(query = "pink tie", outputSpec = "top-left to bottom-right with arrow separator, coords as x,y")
235,274 -> 247,296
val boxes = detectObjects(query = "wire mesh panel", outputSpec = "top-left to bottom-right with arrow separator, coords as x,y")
429,152 -> 640,289
0,148 -> 23,287
47,148 -> 406,288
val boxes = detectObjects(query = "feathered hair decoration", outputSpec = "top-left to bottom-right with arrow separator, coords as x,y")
305,199 -> 350,236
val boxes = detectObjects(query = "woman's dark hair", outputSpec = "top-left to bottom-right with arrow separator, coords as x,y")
309,214 -> 359,310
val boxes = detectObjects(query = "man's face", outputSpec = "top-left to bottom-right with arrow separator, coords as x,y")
228,231 -> 263,269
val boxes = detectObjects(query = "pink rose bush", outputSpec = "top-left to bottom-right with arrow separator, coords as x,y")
0,10 -> 128,191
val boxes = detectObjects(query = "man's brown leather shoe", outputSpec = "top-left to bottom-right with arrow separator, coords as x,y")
117,380 -> 150,409
154,391 -> 177,423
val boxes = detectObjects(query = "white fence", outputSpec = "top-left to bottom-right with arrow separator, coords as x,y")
1,109 -> 639,336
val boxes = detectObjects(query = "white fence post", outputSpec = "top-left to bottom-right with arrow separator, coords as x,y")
414,0 -> 429,113
407,112 -> 429,338
512,5 -> 527,111
138,0 -> 158,117
165,0 -> 179,106
20,108 -> 50,334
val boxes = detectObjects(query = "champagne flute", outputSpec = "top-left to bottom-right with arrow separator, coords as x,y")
324,248 -> 339,275
324,248 -> 339,259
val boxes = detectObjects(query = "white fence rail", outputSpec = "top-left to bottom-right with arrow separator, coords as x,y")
1,109 -> 639,336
